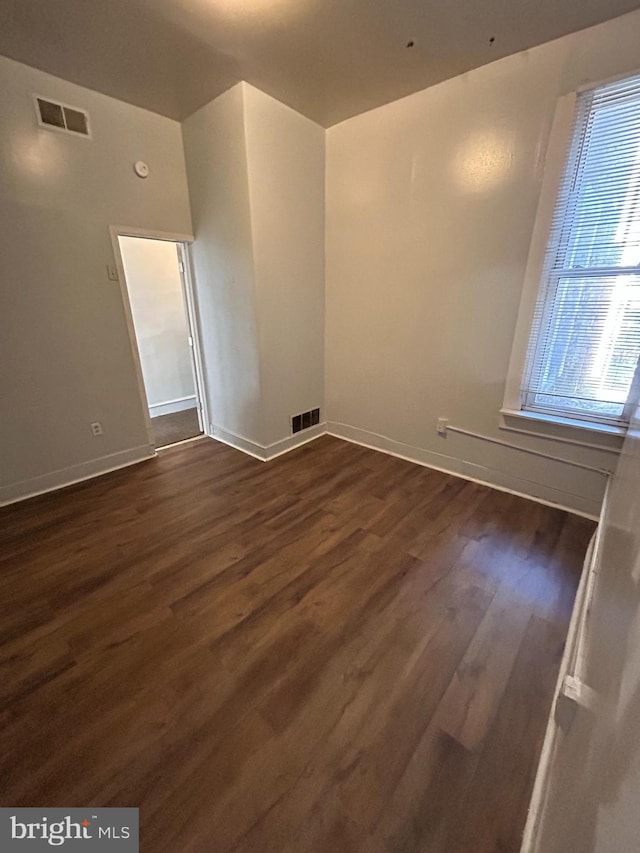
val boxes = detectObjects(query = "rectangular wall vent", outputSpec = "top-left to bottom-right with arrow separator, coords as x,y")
34,96 -> 90,137
292,408 -> 320,434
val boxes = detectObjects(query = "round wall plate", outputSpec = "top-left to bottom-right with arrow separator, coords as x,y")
134,160 -> 150,178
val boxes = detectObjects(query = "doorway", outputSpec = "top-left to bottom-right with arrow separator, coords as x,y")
113,231 -> 206,450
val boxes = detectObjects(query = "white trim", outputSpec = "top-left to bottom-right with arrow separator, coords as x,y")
574,65 -> 640,95
264,424 -> 327,460
210,423 -> 327,462
110,225 -> 195,244
210,419 -> 606,515
501,407 -> 627,437
1,416 -> 604,519
502,407 -> 628,439
149,395 -> 197,418
326,421 -> 602,519
505,78 -> 640,436
178,243 -> 210,435
520,475 -> 611,853
445,424 -> 610,476
109,226 -> 207,453
155,435 -> 207,451
500,409 -> 625,453
0,446 -> 155,506
109,228 -> 156,450
519,537 -> 595,853
210,425 -> 268,461
572,474 -> 611,680
503,92 -> 576,416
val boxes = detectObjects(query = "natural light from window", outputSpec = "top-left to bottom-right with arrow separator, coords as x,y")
522,74 -> 640,426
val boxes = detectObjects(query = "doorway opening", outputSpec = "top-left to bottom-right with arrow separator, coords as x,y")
113,231 -> 207,450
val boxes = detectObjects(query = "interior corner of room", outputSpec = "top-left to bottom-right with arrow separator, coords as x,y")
2,32 -> 631,511
2,3 -> 640,851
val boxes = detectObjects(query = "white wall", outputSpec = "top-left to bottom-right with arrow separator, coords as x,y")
182,84 -> 263,447
118,236 -> 195,414
325,9 -> 640,517
4,9 -> 639,506
530,395 -> 640,852
0,55 -> 192,503
182,82 -> 325,453
244,84 -> 325,446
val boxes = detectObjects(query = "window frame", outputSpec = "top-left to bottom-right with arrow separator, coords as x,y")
503,81 -> 639,448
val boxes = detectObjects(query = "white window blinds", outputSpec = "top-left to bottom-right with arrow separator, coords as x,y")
522,74 -> 640,426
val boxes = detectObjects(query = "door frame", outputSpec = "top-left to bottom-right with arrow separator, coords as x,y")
176,242 -> 208,435
109,225 -> 209,451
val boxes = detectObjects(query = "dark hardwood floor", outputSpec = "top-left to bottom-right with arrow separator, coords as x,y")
0,435 -> 595,852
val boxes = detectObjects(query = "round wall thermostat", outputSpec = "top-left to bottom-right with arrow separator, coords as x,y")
134,161 -> 150,178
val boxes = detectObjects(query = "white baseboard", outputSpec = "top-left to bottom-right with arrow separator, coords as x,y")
0,445 -> 155,506
210,423 -> 326,462
149,396 -> 197,418
326,421 -> 601,520
211,418 -> 600,517
519,476 -> 610,852
264,424 -> 327,460
3,418 -> 601,517
210,425 -> 269,461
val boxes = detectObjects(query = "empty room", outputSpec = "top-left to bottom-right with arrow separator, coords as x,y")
1,1 -> 640,851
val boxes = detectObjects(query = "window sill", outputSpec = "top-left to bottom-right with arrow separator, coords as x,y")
499,408 -> 625,453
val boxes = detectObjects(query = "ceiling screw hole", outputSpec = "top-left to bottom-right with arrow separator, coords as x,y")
406,40 -> 415,48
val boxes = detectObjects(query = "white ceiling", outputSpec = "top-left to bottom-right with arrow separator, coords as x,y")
1,0 -> 640,127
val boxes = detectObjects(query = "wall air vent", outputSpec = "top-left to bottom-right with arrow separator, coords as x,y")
34,96 -> 90,138
291,408 -> 320,434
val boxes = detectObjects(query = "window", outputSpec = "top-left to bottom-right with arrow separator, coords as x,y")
521,73 -> 640,428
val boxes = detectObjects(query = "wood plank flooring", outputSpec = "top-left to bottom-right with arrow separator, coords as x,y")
0,435 -> 595,852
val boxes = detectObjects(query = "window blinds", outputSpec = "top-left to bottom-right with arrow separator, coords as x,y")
522,74 -> 640,425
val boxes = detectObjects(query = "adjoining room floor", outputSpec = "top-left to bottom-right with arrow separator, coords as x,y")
150,407 -> 202,447
0,436 -> 594,852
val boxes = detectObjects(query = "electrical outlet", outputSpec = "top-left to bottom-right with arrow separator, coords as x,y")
437,417 -> 448,436
106,264 -> 119,282
90,421 -> 103,436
